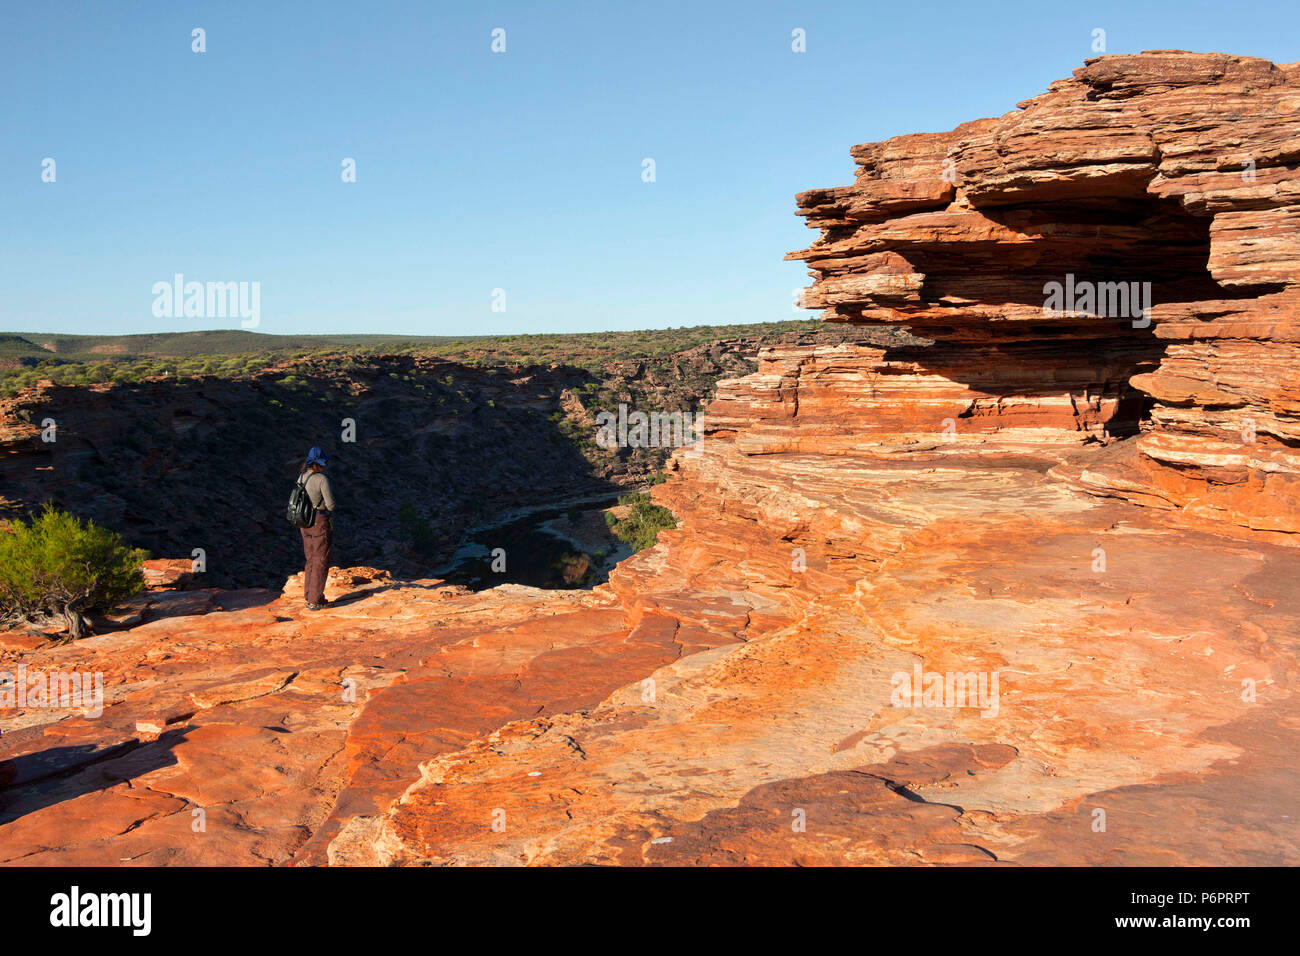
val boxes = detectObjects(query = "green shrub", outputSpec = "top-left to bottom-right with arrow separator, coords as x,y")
606,493 -> 676,552
0,505 -> 147,639
397,502 -> 438,558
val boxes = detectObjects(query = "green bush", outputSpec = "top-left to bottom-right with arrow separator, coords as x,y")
0,505 -> 147,639
397,502 -> 439,558
606,493 -> 677,552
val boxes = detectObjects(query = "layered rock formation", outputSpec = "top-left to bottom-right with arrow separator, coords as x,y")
1,52 -> 1297,866
788,50 -> 1300,539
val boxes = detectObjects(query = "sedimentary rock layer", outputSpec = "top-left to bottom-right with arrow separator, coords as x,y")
789,51 -> 1300,539
357,341 -> 1299,865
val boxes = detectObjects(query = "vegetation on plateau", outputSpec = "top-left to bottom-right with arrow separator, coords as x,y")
0,506 -> 147,640
0,321 -> 821,396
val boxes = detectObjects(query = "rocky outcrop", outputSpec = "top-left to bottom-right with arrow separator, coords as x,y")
359,348 -> 1299,866
1,52 -> 1297,867
354,51 -> 1300,865
788,50 -> 1300,540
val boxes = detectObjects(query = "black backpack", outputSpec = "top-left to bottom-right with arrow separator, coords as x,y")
286,475 -> 317,528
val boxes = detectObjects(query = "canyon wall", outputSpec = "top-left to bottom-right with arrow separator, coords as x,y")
0,358 -> 600,587
0,333 -> 849,588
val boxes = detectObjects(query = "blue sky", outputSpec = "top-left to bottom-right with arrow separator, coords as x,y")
3,0 -> 1296,337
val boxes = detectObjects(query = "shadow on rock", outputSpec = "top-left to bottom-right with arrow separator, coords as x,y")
0,727 -> 192,825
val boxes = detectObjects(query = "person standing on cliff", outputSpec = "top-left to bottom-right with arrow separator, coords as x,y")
298,446 -> 336,610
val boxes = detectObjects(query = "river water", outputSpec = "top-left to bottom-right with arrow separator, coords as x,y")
439,495 -> 633,591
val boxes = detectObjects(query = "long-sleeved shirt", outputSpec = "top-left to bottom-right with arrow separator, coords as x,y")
301,471 -> 336,512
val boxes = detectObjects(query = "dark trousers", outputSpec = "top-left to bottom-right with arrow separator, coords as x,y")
300,511 -> 333,604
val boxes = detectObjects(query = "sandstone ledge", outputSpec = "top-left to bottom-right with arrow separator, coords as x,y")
4,426 -> 1295,865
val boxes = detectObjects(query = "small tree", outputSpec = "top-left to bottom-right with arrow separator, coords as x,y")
607,493 -> 677,552
0,505 -> 147,640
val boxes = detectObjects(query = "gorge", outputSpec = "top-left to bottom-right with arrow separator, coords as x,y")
0,324 -> 867,590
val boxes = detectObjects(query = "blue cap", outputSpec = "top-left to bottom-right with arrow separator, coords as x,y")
305,446 -> 329,466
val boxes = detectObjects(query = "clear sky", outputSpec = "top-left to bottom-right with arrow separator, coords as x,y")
3,0 -> 1296,337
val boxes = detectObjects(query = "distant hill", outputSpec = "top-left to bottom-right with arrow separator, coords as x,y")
0,319 -> 841,396
0,334 -> 55,361
9,329 -> 480,360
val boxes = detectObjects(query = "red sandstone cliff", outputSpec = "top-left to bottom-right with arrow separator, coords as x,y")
1,52 -> 1297,866
788,50 -> 1300,540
